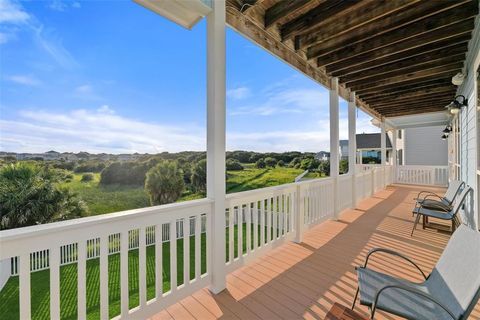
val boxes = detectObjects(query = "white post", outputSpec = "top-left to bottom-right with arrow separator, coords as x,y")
330,78 -> 340,219
358,150 -> 363,164
207,0 -> 226,294
391,129 -> 397,184
380,120 -> 386,187
348,91 -> 357,208
294,184 -> 304,243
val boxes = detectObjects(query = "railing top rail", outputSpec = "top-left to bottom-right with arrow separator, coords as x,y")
0,198 -> 213,242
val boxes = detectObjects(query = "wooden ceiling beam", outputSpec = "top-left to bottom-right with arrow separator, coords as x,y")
339,47 -> 467,83
309,2 -> 476,61
348,62 -> 463,91
305,0 -> 475,57
366,87 -> 456,104
370,94 -> 454,109
380,108 -> 448,117
322,19 -> 474,72
355,72 -> 457,95
280,0 -> 364,41
359,79 -> 452,99
265,0 -> 311,28
374,102 -> 450,113
327,33 -> 471,76
298,0 -> 423,50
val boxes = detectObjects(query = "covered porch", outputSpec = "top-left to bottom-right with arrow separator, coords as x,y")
150,184 -> 480,320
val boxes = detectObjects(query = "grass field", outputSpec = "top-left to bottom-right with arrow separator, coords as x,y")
61,165 -> 303,216
0,223 -> 276,320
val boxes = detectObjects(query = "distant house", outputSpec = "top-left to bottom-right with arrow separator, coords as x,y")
340,133 -> 392,164
315,151 -> 330,161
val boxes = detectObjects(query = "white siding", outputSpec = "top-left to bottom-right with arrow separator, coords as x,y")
403,126 -> 448,166
455,13 -> 480,230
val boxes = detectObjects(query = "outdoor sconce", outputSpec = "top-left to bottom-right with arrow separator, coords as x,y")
441,134 -> 448,140
442,125 -> 452,134
446,95 -> 468,115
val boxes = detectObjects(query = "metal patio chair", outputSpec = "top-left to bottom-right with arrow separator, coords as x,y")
413,180 -> 464,214
411,185 -> 471,236
352,224 -> 480,320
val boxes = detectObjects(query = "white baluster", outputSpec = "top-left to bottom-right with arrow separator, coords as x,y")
50,247 -> 60,319
19,253 -> 31,320
155,224 -> 163,298
139,227 -> 147,306
170,220 -> 177,293
100,235 -> 109,320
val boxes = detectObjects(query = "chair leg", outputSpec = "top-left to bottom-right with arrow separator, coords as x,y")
352,286 -> 359,310
411,213 -> 422,236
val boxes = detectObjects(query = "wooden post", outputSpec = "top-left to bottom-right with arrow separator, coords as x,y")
330,78 -> 340,219
348,91 -> 357,208
207,0 -> 227,294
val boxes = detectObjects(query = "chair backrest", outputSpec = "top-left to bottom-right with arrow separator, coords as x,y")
451,185 -> 471,215
444,180 -> 465,204
426,224 -> 480,320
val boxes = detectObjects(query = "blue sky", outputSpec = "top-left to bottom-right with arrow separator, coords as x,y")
0,0 -> 378,154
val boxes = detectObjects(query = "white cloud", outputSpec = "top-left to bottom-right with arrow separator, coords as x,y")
227,86 -> 251,100
230,85 -> 328,116
1,107 -> 205,153
48,0 -> 81,11
5,74 -> 42,86
0,0 -> 29,24
75,84 -> 93,94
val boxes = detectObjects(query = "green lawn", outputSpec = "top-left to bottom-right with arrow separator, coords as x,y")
61,166 -> 303,217
226,166 -> 304,193
0,223 -> 281,320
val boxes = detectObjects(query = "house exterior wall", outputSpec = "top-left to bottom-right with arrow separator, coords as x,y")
453,13 -> 480,230
403,126 -> 448,166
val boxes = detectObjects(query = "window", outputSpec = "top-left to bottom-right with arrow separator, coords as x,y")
397,130 -> 402,139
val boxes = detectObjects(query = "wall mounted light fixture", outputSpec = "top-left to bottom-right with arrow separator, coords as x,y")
441,134 -> 448,140
446,95 -> 468,114
442,125 -> 452,134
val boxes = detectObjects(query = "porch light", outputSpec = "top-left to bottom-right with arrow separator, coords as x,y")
442,125 -> 452,134
446,95 -> 468,114
134,0 -> 212,30
441,134 -> 448,140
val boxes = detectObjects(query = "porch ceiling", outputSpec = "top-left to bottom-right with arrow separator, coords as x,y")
226,0 -> 479,118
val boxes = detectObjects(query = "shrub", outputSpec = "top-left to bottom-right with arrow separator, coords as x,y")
0,163 -> 86,229
318,160 -> 330,176
191,159 -> 207,193
264,157 -> 277,167
81,173 -> 94,182
277,160 -> 285,167
339,159 -> 349,174
74,161 -> 106,173
100,161 -> 150,186
226,159 -> 244,171
255,158 -> 266,169
145,161 -> 185,205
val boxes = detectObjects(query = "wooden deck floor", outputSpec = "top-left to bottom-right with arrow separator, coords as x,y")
150,184 -> 480,320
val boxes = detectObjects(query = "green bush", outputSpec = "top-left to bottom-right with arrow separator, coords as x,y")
0,163 -> 87,230
264,157 -> 277,167
81,173 -> 94,182
145,161 -> 185,205
255,158 -> 266,169
318,160 -> 330,176
277,160 -> 285,167
226,159 -> 244,171
191,159 -> 207,193
100,161 -> 150,186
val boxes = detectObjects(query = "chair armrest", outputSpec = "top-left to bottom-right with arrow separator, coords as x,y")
414,191 -> 440,202
422,194 -> 444,202
363,248 -> 427,280
371,284 -> 456,320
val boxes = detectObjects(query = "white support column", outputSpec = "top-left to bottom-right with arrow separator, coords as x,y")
391,129 -> 397,183
329,78 -> 340,219
206,0 -> 226,294
348,91 -> 357,208
380,120 -> 386,187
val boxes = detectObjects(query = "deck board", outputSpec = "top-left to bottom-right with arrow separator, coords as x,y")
150,184 -> 480,319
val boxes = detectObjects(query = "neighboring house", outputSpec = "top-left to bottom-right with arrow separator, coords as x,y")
315,151 -> 330,161
392,126 -> 447,166
340,133 -> 392,164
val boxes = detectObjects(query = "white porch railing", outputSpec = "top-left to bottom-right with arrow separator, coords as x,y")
395,165 -> 449,186
0,164 -> 436,319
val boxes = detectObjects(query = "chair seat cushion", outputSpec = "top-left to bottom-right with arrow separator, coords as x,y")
412,207 -> 454,220
357,267 -> 455,320
418,199 -> 452,212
